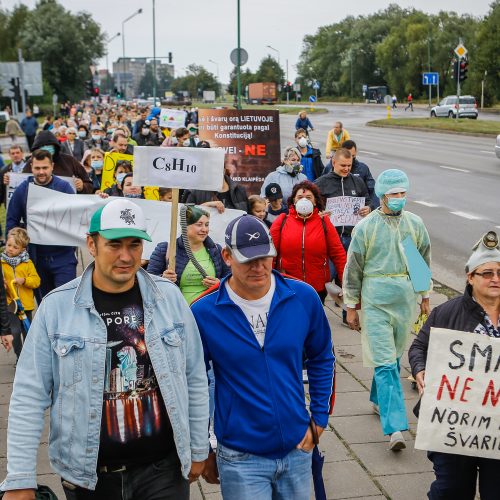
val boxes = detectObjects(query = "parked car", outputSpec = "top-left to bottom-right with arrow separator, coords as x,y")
495,135 -> 500,159
430,95 -> 478,119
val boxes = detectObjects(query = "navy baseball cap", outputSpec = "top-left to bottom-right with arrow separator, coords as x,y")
265,183 -> 283,201
225,215 -> 277,263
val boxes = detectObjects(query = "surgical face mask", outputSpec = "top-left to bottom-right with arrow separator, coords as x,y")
189,129 -> 197,136
116,172 -> 127,185
90,160 -> 103,170
386,197 -> 407,212
295,198 -> 314,217
40,145 -> 55,155
78,131 -> 87,138
141,128 -> 150,135
183,139 -> 191,147
171,137 -> 178,145
124,192 -> 142,199
297,137 -> 308,148
107,128 -> 115,135
91,134 -> 101,141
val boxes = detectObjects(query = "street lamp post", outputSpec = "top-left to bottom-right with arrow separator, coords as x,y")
266,45 -> 280,64
209,59 -> 220,100
236,0 -> 242,109
106,32 -> 121,95
121,8 -> 143,99
152,0 -> 157,104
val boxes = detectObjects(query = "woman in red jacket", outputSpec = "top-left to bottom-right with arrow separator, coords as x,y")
270,180 -> 347,303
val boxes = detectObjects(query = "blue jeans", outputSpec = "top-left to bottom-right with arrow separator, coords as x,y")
216,444 -> 312,500
369,359 -> 408,435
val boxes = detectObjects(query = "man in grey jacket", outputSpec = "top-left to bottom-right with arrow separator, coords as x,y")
1,199 -> 209,500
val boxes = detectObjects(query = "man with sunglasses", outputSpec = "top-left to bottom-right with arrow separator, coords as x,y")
409,230 -> 500,499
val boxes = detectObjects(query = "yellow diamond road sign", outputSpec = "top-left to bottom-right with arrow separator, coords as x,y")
454,44 -> 467,58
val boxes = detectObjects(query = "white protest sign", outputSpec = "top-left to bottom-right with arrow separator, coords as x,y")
415,328 -> 500,459
26,184 -> 243,259
159,108 -> 187,129
7,173 -> 76,207
133,146 -> 225,191
326,196 -> 365,227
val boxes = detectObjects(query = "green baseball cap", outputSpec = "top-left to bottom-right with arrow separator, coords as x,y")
89,199 -> 152,241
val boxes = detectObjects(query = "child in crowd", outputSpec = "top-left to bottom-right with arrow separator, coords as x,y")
1,228 -> 40,359
264,182 -> 288,225
159,187 -> 173,202
248,195 -> 270,227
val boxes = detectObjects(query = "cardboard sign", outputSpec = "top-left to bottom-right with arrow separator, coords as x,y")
415,328 -> 500,459
133,146 -> 225,191
101,152 -> 134,191
326,196 -> 365,227
7,173 -> 76,207
159,108 -> 187,129
198,109 -> 281,195
26,184 -> 243,259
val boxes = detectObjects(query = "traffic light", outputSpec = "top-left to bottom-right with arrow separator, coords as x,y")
93,86 -> 100,97
85,79 -> 94,97
168,52 -> 172,64
9,77 -> 21,103
451,60 -> 459,80
459,59 -> 468,82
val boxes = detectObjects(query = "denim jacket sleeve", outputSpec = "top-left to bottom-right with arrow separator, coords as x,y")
0,300 -> 53,491
179,294 -> 210,462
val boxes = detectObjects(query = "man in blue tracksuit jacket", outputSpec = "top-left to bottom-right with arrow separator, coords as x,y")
191,214 -> 335,500
6,149 -> 77,301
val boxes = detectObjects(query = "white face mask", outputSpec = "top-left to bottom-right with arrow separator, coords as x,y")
141,128 -> 150,135
295,198 -> 314,216
182,139 -> 191,147
297,137 -> 308,148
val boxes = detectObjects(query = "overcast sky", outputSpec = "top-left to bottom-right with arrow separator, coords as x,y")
2,0 -> 493,84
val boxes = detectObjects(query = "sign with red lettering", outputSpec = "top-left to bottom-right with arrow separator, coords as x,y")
415,328 -> 500,459
198,109 -> 280,194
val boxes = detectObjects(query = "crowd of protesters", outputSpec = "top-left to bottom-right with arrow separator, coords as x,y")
0,101 -> 497,500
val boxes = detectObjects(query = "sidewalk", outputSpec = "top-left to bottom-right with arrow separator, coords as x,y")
0,288 -> 450,500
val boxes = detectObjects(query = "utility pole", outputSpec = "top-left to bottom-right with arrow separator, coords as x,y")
286,59 -> 289,105
236,0 -> 242,109
18,48 -> 26,116
152,0 -> 157,103
428,36 -> 432,108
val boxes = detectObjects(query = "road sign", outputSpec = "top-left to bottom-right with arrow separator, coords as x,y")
309,95 -> 317,103
362,84 -> 368,92
454,44 -> 467,58
230,48 -> 248,66
422,72 -> 439,86
312,80 -> 320,90
293,83 -> 301,91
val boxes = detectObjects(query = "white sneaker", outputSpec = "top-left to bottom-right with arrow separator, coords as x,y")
389,431 -> 406,451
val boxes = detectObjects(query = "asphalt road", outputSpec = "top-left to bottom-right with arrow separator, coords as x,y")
279,104 -> 500,292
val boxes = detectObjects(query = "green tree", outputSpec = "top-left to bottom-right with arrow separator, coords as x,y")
228,67 -> 256,97
255,56 -> 284,84
17,0 -> 105,101
0,4 -> 30,61
171,64 -> 218,98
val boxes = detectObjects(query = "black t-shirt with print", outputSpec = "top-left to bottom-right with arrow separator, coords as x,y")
93,282 -> 175,466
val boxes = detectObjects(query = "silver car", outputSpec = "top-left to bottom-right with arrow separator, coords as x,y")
495,135 -> 500,159
430,95 -> 478,119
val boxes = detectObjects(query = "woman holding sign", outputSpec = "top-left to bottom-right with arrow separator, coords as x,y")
270,180 -> 347,303
409,231 -> 500,500
147,206 -> 229,304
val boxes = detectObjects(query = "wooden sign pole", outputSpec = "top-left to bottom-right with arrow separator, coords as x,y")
167,188 -> 179,270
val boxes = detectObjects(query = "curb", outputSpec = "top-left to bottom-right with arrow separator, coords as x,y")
366,122 -> 499,139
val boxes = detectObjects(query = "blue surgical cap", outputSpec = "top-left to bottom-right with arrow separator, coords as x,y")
375,169 -> 409,198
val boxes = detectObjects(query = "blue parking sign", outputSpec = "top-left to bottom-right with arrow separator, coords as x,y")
422,72 -> 439,86
309,95 -> 317,103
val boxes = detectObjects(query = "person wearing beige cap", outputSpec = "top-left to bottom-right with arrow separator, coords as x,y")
409,231 -> 500,499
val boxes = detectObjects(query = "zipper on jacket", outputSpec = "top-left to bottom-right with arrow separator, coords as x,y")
341,177 -> 345,237
301,219 -> 306,281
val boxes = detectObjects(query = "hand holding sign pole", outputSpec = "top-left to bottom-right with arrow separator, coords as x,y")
133,146 -> 225,271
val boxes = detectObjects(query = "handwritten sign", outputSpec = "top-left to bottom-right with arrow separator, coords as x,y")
415,328 -> 500,459
133,146 -> 225,191
100,152 -> 134,191
326,196 -> 365,227
159,108 -> 187,129
26,184 -> 243,259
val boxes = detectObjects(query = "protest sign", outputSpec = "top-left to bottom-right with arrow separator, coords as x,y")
26,185 -> 243,259
7,173 -> 76,207
325,196 -> 365,227
415,328 -> 500,459
198,109 -> 281,194
159,108 -> 187,130
133,146 -> 225,191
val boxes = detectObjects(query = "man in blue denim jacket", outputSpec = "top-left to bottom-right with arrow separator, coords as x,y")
1,199 -> 209,500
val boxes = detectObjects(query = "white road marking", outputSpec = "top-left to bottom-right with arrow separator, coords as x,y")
480,150 -> 494,154
403,140 -> 423,145
359,150 -> 379,156
414,201 -> 439,208
439,165 -> 470,173
451,211 -> 482,220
